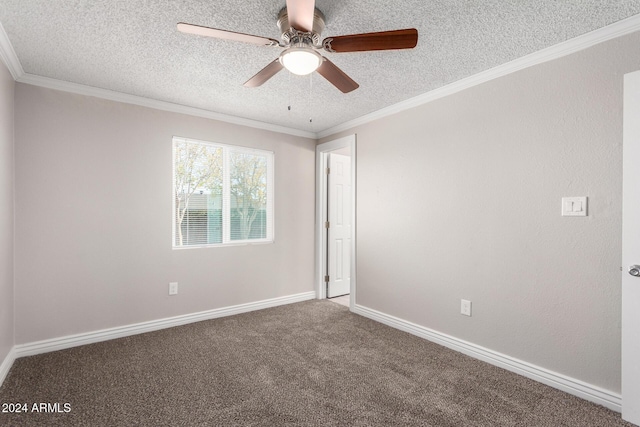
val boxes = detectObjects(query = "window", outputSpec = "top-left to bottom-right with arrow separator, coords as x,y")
173,136 -> 274,248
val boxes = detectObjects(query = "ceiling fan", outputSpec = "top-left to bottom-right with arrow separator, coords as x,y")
177,0 -> 418,93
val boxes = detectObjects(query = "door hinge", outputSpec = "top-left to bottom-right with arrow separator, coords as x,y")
324,275 -> 330,282
324,221 -> 330,229
326,167 -> 330,175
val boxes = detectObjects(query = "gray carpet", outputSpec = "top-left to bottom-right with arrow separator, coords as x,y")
0,300 -> 633,426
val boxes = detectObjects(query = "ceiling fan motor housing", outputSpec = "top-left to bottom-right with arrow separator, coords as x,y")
277,7 -> 325,46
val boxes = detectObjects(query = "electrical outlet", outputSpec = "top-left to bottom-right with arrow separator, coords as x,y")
169,282 -> 178,296
461,299 -> 472,316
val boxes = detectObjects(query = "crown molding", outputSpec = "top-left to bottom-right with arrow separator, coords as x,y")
0,21 -> 24,80
2,13 -> 640,141
317,13 -> 640,139
0,22 -> 316,140
16,73 -> 317,139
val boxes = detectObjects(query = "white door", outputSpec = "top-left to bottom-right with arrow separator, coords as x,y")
327,153 -> 351,298
622,70 -> 640,425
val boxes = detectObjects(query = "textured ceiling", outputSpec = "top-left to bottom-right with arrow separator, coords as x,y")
1,1 -> 640,135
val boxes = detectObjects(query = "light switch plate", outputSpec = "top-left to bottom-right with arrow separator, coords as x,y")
169,282 -> 178,295
562,197 -> 587,217
461,299 -> 472,316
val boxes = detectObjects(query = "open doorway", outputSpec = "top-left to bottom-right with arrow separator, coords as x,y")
316,135 -> 356,310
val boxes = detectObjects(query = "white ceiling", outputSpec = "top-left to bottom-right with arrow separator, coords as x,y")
1,1 -> 640,137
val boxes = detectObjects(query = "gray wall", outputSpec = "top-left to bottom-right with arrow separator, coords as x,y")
0,61 -> 14,364
14,84 -> 316,344
321,31 -> 640,393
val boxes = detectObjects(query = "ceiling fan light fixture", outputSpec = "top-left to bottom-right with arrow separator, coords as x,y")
279,47 -> 322,75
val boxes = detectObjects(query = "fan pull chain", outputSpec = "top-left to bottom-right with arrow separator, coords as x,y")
308,73 -> 313,125
287,72 -> 292,111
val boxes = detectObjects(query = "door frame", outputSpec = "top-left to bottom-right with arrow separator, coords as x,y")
622,70 -> 640,424
316,135 -> 356,308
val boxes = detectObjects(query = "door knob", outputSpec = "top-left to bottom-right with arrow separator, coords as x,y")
629,265 -> 640,277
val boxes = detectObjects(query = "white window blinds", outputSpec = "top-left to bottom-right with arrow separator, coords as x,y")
173,137 -> 274,248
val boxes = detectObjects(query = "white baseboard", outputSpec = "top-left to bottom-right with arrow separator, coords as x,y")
352,304 -> 622,413
0,346 -> 16,387
14,291 -> 316,359
5,294 -> 621,414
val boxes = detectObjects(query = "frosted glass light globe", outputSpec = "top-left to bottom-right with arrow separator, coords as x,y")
280,48 -> 322,76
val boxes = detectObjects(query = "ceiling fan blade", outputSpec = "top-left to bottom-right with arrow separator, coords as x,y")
285,0 -> 315,32
177,23 -> 280,46
323,28 -> 418,53
243,59 -> 284,88
316,57 -> 359,93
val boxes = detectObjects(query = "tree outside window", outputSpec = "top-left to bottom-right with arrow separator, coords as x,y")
173,137 -> 273,248
230,152 -> 268,240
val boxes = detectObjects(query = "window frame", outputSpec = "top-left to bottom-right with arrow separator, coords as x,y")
172,136 -> 274,249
